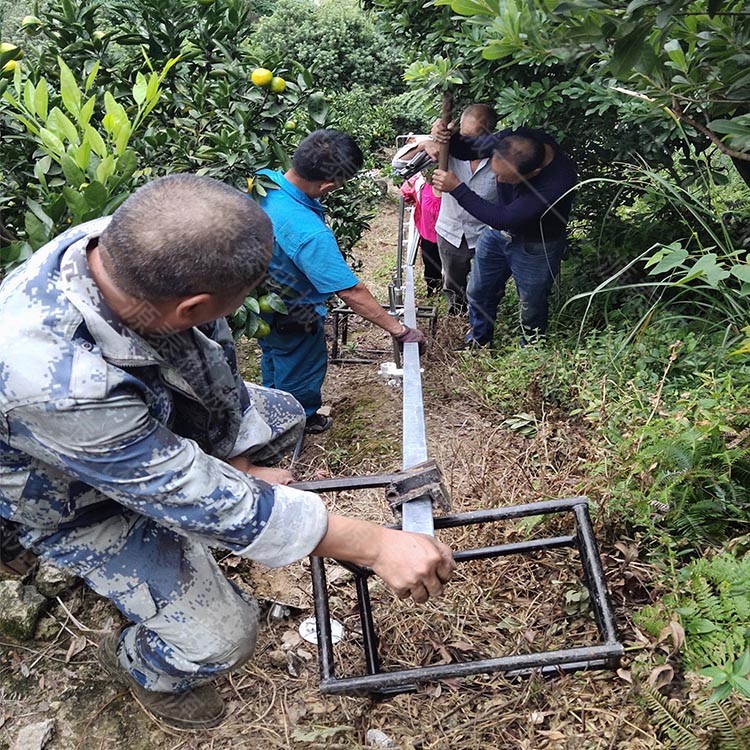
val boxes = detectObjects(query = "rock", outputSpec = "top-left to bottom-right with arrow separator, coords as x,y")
366,729 -> 398,747
0,580 -> 46,640
12,719 -> 55,750
34,560 -> 77,598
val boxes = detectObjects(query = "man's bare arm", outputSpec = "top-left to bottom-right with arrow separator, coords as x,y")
313,514 -> 455,603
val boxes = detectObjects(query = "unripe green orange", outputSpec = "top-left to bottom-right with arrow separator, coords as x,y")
270,76 -> 287,93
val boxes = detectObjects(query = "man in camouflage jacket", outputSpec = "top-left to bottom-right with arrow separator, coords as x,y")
0,175 -> 454,729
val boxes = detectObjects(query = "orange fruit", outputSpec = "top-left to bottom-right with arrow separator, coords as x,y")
251,68 -> 273,87
270,76 -> 286,93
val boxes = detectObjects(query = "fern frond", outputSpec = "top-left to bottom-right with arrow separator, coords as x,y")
645,688 -> 700,750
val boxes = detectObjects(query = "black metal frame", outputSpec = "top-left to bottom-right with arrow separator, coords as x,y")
307,495 -> 623,696
329,303 -> 437,365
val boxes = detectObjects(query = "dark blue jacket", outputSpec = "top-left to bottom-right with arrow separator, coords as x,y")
449,127 -> 577,242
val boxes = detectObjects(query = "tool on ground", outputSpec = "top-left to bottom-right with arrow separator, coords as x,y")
303,196 -> 623,695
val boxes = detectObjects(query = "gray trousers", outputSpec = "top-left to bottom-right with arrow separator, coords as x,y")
437,233 -> 474,314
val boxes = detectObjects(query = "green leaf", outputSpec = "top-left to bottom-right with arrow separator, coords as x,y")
663,39 -> 687,72
47,107 -> 79,146
25,199 -> 53,231
145,73 -> 159,103
34,80 -> 48,121
62,185 -> 88,218
115,150 -> 138,184
96,154 -> 116,185
699,666 -> 727,683
689,617 -> 719,634
243,297 -> 260,314
74,139 -> 91,171
84,60 -> 100,94
734,651 -> 750,676
244,314 -> 260,338
24,211 -> 50,249
687,254 -> 730,287
706,682 -> 733,703
646,246 -> 688,274
84,125 -> 107,159
84,181 -> 108,209
58,56 -> 82,117
39,127 -> 65,157
264,292 -> 287,314
731,675 -> 750,698
78,96 -> 96,129
23,79 -> 35,115
34,155 -> 52,186
610,24 -> 651,79
114,121 -> 131,155
307,92 -> 328,125
449,0 -> 496,15
730,264 -> 750,284
60,153 -> 86,188
132,72 -> 147,105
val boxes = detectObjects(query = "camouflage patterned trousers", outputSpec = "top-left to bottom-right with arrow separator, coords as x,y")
32,385 -> 305,692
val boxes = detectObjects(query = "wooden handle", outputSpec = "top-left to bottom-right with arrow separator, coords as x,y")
437,90 -> 454,172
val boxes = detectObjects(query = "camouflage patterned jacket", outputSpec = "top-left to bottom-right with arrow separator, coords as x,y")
0,219 -> 327,572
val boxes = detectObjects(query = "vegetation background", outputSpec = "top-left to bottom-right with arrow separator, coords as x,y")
1,0 -> 750,747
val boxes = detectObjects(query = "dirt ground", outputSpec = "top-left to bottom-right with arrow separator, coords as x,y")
0,197 -> 664,749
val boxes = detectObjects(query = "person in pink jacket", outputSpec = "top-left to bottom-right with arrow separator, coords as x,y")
400,173 -> 443,295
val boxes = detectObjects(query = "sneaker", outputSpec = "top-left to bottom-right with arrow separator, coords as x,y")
304,412 -> 334,434
98,632 -> 226,730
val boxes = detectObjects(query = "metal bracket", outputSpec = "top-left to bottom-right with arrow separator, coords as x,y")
309,497 -> 623,696
384,459 -> 450,514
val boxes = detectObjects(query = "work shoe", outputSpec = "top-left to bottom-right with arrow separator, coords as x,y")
98,632 -> 226,730
304,412 -> 333,434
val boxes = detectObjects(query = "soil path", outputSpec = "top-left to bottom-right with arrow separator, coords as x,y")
0,198 -> 659,750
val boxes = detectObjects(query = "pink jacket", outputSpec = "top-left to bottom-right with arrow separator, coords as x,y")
400,175 -> 441,244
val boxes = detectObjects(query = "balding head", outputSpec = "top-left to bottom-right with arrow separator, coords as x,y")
99,174 -> 273,302
492,134 -> 546,182
460,104 -> 498,137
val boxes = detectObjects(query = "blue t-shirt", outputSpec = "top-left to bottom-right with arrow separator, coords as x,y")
256,170 -> 359,316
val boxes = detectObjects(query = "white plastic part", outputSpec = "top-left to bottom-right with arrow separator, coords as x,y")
299,615 -> 344,645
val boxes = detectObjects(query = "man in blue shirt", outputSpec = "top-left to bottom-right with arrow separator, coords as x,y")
428,125 -> 577,347
258,130 -> 425,433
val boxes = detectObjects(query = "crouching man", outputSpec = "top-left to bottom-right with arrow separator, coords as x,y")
0,174 -> 454,729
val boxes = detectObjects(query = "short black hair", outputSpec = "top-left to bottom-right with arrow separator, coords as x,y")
100,174 -> 273,301
292,129 -> 364,183
494,134 -> 546,175
462,104 -> 498,133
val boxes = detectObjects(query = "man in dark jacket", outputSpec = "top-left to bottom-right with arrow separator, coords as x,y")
429,125 -> 577,346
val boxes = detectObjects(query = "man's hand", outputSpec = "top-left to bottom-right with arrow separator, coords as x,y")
393,324 -> 426,355
370,528 -> 455,603
430,119 -> 454,144
417,140 -> 441,161
431,169 -> 461,193
227,455 -> 295,485
312,515 -> 455,604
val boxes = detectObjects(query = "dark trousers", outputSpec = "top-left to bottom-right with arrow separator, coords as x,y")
420,238 -> 442,294
467,228 -> 565,343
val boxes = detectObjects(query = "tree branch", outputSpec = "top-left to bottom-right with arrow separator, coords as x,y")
671,97 -> 750,162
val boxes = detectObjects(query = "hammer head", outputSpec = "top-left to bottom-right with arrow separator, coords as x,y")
385,459 -> 451,516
